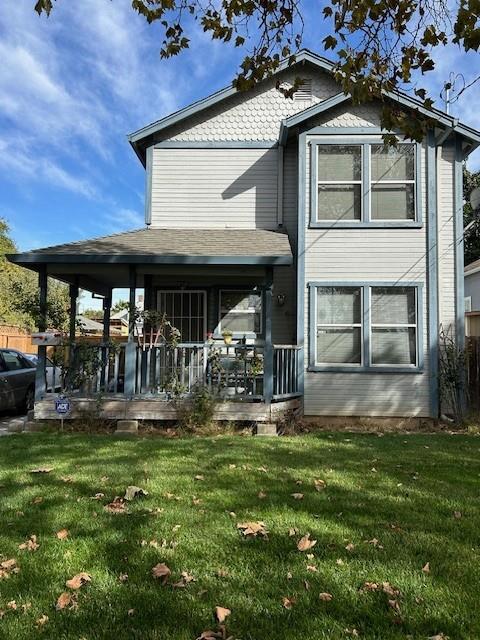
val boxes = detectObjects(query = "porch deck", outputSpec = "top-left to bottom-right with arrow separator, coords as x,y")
35,342 -> 302,422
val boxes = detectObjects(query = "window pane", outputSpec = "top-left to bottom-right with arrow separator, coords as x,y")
317,287 -> 362,324
371,184 -> 415,220
371,328 -> 416,365
371,144 -> 415,181
317,184 -> 361,221
220,291 -> 261,313
316,327 -> 361,364
221,312 -> 260,334
317,145 -> 361,181
371,287 -> 416,325
2,352 -> 25,371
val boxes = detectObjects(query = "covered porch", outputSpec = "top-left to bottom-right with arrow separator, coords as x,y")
8,228 -> 301,423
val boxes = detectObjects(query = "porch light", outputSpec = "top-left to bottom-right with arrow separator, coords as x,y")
276,294 -> 286,307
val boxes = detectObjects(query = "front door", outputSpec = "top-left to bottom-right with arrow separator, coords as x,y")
157,290 -> 207,343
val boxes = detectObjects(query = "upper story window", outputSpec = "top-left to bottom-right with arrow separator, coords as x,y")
311,141 -> 421,227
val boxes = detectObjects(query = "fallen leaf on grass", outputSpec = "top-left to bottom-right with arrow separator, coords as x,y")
35,614 -> 49,627
297,534 -> 316,552
104,498 -> 126,514
196,631 -> 224,640
336,558 -> 344,566
216,568 -> 229,578
30,467 -> 53,474
119,573 -> 128,583
453,511 -> 462,519
56,529 -> 69,540
152,563 -> 171,584
6,600 -> 17,610
56,592 -> 78,610
307,564 -> 317,572
345,629 -> 359,637
422,562 -> 430,574
65,572 -> 91,590
345,543 -> 355,552
291,493 -> 304,500
124,486 -> 148,501
319,592 -> 333,602
282,596 -> 296,609
314,479 -> 326,491
288,527 -> 299,537
90,493 -> 105,500
19,535 -> 39,552
428,635 -> 449,640
0,558 -> 19,580
194,475 -> 205,481
388,599 -> 401,614
215,606 -> 231,623
32,497 -> 43,505
237,521 -> 268,538
172,571 -> 196,588
257,490 -> 267,499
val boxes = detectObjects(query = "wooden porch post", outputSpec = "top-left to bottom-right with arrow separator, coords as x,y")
35,266 -> 48,402
263,267 -> 274,405
124,266 -> 137,396
100,290 -> 112,391
68,281 -> 78,344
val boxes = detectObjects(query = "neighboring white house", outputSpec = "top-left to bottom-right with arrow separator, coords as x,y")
465,259 -> 480,336
8,49 -> 480,422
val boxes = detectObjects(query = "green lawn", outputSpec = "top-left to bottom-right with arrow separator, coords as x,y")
0,432 -> 479,640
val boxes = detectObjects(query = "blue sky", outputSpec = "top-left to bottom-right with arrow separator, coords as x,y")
1,1 -> 480,309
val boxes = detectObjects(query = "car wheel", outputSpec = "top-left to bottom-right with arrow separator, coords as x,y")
23,386 -> 35,412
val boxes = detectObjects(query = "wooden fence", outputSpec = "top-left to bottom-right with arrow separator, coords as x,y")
0,325 -> 37,354
466,336 -> 480,411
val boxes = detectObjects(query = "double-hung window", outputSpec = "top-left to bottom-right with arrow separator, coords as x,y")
310,283 -> 422,371
312,141 -> 420,226
218,290 -> 262,336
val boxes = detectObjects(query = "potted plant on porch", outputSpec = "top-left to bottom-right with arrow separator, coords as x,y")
221,329 -> 233,345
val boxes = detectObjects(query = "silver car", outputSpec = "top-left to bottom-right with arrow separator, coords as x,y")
24,354 -> 62,393
0,349 -> 36,412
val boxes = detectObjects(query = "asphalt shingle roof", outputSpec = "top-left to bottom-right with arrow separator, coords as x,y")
7,228 -> 292,265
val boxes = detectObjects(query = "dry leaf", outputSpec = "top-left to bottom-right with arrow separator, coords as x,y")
304,579 -> 310,590
104,498 -> 126,514
32,497 -> 43,505
345,629 -> 359,637
0,558 -> 19,580
216,568 -> 229,578
388,598 -> 401,614
297,533 -> 317,552
65,572 -> 91,590
56,529 -> 69,540
215,606 -> 231,623
287,571 -> 293,580
307,564 -> 317,572
152,563 -> 171,584
197,631 -> 223,640
30,467 -> 53,474
422,562 -> 430,574
257,490 -> 267,499
453,511 -> 462,519
172,571 -> 195,588
319,592 -> 333,601
381,582 -> 400,597
19,535 -> 39,552
345,543 -> 355,552
288,527 -> 299,537
237,521 -> 268,538
291,493 -> 304,500
6,600 -> 17,610
124,486 -> 148,501
282,596 -> 296,609
36,614 -> 49,627
119,573 -> 128,583
314,479 -> 326,491
56,592 -> 77,610
194,475 -> 205,481
428,635 -> 449,640
257,466 -> 268,473
336,558 -> 344,566
90,493 -> 105,500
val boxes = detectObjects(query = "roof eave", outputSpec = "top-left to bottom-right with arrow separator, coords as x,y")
7,253 -> 292,267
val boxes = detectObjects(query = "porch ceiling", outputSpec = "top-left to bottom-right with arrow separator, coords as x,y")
7,228 -> 292,295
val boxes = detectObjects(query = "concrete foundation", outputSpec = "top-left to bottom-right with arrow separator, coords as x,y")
256,423 -> 277,436
115,419 -> 139,435
24,420 -> 45,433
7,418 -> 25,433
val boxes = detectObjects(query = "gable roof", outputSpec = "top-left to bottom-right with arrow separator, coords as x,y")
128,48 -> 480,165
7,228 -> 293,266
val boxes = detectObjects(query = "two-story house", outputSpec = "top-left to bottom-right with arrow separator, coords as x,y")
9,50 -> 480,427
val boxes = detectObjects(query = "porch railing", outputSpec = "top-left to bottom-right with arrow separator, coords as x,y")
45,342 -> 301,402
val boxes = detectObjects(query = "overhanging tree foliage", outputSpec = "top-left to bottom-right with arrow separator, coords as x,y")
0,219 -> 70,331
34,0 -> 480,140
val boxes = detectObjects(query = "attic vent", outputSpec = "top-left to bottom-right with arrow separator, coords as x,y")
294,78 -> 312,101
